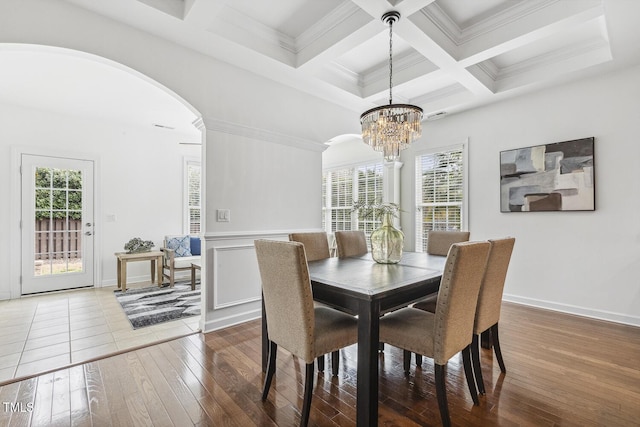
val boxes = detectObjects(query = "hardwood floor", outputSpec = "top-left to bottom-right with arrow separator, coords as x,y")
1,302 -> 638,426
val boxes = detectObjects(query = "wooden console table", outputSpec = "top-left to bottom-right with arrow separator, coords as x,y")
115,251 -> 163,292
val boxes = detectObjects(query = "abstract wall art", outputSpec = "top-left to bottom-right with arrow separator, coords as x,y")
500,137 -> 595,212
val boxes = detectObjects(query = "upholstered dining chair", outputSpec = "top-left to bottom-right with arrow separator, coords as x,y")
289,232 -> 339,374
412,230 -> 471,365
412,238 -> 515,394
379,241 -> 491,427
254,240 -> 358,427
470,237 -> 515,393
334,230 -> 368,258
426,230 -> 471,256
288,232 -> 331,261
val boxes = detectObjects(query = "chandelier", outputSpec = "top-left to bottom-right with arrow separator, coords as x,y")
360,11 -> 423,161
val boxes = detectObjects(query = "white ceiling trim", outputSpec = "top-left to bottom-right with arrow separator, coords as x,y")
203,117 -> 327,153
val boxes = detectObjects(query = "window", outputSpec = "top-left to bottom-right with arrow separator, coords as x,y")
185,160 -> 201,234
415,143 -> 467,252
322,162 -> 383,238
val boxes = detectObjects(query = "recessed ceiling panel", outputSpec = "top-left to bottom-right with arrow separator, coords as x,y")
333,32 -> 410,75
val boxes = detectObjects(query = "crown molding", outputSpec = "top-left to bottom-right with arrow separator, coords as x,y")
496,38 -> 610,81
295,2 -> 364,56
209,6 -> 297,55
202,117 -> 327,152
421,0 -> 560,46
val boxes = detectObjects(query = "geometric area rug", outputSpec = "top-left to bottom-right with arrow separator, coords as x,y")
114,281 -> 200,329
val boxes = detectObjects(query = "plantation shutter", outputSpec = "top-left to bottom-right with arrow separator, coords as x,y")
356,163 -> 384,237
415,145 -> 465,252
187,162 -> 201,234
322,161 -> 383,238
328,168 -> 354,232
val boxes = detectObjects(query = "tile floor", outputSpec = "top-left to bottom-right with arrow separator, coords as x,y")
0,282 -> 201,383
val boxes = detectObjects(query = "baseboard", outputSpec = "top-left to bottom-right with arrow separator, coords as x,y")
0,291 -> 11,301
503,294 -> 640,327
201,307 -> 261,333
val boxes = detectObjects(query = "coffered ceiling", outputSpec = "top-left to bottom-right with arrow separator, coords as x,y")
59,0 -> 640,121
1,0 -> 638,137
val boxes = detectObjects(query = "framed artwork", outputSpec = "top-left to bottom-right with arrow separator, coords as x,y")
500,137 -> 595,212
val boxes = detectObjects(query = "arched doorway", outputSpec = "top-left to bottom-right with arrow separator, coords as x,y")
0,44 -> 204,297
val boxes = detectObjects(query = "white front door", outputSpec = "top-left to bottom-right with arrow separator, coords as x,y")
21,154 -> 95,294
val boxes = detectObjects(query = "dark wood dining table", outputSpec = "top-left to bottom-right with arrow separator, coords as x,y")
261,251 -> 446,427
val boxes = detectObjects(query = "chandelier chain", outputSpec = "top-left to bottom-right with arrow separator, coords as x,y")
389,17 -> 393,105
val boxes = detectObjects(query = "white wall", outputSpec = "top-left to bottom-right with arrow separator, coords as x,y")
399,64 -> 640,326
0,102 -> 200,299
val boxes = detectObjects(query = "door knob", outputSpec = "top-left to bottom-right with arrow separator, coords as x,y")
85,231 -> 93,236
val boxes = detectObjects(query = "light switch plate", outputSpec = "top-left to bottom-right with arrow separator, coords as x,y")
217,209 -> 230,222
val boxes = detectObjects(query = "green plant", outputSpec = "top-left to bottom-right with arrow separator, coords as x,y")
352,198 -> 401,221
124,237 -> 155,253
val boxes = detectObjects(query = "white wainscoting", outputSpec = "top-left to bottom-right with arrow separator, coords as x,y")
212,244 -> 262,309
201,230 -> 291,332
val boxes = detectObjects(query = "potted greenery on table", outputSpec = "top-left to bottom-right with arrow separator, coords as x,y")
124,237 -> 155,254
352,199 -> 404,264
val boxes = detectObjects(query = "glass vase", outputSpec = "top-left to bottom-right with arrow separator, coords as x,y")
370,212 -> 404,264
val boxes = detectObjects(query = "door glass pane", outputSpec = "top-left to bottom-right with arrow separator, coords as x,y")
68,170 -> 82,189
33,166 -> 83,276
68,190 -> 82,209
35,189 -> 51,209
35,258 -> 51,276
68,251 -> 82,273
52,169 -> 67,188
36,168 -> 51,187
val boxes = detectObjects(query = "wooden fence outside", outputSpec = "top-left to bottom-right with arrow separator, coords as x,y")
35,219 -> 82,260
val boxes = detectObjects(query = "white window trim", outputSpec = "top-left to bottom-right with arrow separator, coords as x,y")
414,139 -> 469,252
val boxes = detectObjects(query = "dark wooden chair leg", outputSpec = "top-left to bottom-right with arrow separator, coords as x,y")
300,363 -> 314,427
317,356 -> 324,372
435,364 -> 451,427
471,334 -> 485,394
262,341 -> 277,400
415,353 -> 422,367
403,349 -> 411,374
480,328 -> 492,349
461,345 -> 479,405
331,351 -> 339,376
492,323 -> 506,373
